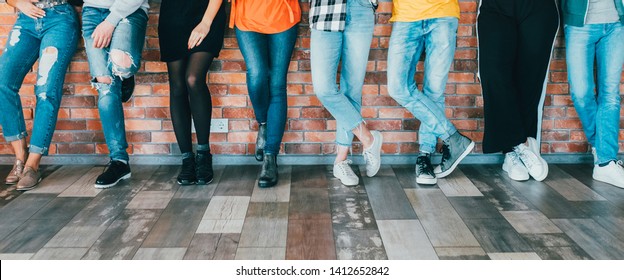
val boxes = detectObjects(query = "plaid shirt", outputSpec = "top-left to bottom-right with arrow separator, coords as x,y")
309,0 -> 348,32
310,0 -> 378,32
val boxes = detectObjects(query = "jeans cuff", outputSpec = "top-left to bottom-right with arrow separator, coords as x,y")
4,131 -> 28,142
28,145 -> 48,156
336,141 -> 352,147
419,144 -> 436,154
197,144 -> 210,152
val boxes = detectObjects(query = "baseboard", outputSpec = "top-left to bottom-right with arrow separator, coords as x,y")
0,153 -> 601,165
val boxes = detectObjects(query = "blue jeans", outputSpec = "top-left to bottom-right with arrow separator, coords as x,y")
311,0 -> 374,146
82,7 -> 148,161
387,17 -> 459,154
0,4 -> 78,155
235,25 -> 298,154
565,22 -> 624,165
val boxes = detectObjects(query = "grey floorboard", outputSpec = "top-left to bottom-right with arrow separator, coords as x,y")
291,165 -> 328,189
30,197 -> 92,221
0,219 -> 68,253
363,167 -> 417,220
448,197 -> 504,219
142,199 -> 210,248
405,189 -> 480,247
552,218 -> 624,259
289,187 -> 331,220
214,165 -> 259,196
463,218 -> 534,253
460,165 -> 535,211
238,202 -> 289,248
183,233 -> 239,260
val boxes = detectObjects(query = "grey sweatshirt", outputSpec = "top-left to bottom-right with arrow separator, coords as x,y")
586,0 -> 620,24
83,0 -> 150,26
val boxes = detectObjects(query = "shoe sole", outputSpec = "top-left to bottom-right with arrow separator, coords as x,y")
94,173 -> 131,189
16,177 -> 42,192
527,157 -> 548,182
334,174 -> 359,186
5,181 -> 17,185
258,181 -> 278,188
177,180 -> 197,186
436,141 -> 475,178
502,164 -> 530,181
196,178 -> 214,185
365,131 -> 383,177
416,177 -> 437,185
593,174 -> 624,189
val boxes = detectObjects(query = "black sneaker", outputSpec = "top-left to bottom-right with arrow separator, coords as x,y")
196,152 -> 214,185
416,154 -> 437,185
95,160 -> 131,189
121,76 -> 135,103
177,157 -> 197,185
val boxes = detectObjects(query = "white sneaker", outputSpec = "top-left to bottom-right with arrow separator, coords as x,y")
593,160 -> 624,189
591,147 -> 597,164
333,160 -> 359,186
502,152 -> 530,181
363,130 -> 383,177
514,137 -> 548,181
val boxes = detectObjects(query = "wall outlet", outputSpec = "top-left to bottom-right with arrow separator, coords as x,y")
191,118 -> 229,133
210,118 -> 229,133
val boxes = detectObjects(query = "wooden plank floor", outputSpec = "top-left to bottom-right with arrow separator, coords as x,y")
0,164 -> 623,260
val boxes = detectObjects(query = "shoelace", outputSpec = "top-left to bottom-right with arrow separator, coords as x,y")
416,157 -> 431,175
337,160 -> 356,177
508,152 -> 523,166
440,144 -> 450,166
516,146 -> 537,167
616,160 -> 624,167
363,150 -> 374,165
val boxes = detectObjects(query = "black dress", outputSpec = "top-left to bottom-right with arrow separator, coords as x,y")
158,0 -> 227,62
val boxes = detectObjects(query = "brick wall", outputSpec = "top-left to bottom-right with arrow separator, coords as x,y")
0,0 -> 622,158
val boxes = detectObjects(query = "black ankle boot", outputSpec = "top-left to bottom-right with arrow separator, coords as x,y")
258,153 -> 278,188
196,152 -> 214,185
255,123 -> 267,162
177,157 -> 197,185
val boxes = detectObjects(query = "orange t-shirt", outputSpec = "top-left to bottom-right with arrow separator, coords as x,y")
229,0 -> 301,34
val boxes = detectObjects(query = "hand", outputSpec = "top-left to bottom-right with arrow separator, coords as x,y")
15,0 -> 45,19
91,21 -> 116,49
188,21 -> 211,50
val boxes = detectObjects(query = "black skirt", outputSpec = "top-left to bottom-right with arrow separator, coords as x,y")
158,0 -> 227,62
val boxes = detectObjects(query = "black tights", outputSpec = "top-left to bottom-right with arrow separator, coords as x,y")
167,52 -> 215,154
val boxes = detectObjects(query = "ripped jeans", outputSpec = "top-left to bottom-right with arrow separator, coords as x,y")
82,7 -> 147,161
0,4 -> 79,155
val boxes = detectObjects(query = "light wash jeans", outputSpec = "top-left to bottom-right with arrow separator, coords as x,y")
311,0 -> 374,146
0,4 -> 79,155
387,17 -> 459,154
82,7 -> 148,162
565,22 -> 624,165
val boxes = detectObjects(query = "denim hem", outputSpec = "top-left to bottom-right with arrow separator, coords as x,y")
3,131 -> 28,142
597,158 -> 619,166
419,144 -> 436,154
196,144 -> 210,151
336,141 -> 353,147
28,145 -> 48,156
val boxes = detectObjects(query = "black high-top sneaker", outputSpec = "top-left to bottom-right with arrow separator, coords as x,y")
196,152 -> 214,185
